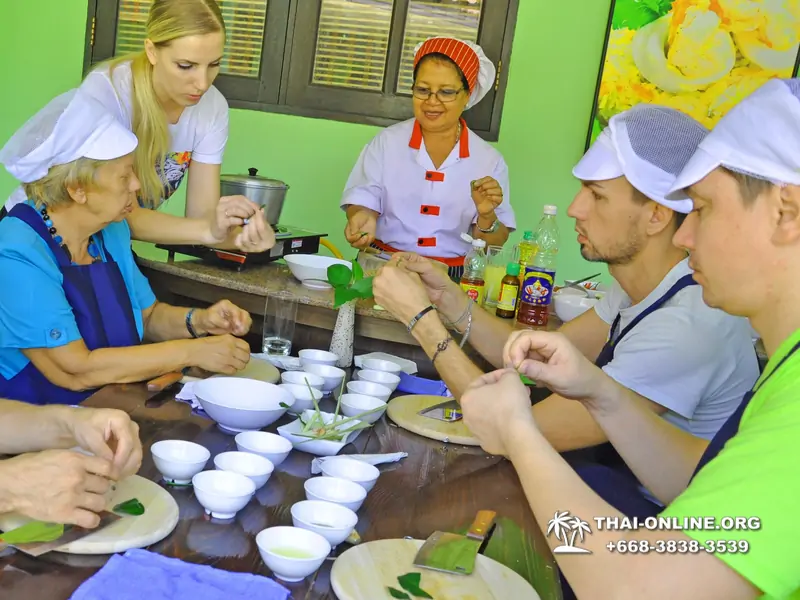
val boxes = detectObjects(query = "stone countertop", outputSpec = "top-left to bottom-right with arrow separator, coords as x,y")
136,257 -> 395,321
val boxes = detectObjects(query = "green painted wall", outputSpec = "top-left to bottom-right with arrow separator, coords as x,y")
0,0 -> 613,282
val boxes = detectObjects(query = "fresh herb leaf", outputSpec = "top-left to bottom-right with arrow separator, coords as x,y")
351,258 -> 364,282
279,402 -> 291,409
387,587 -> 410,599
397,572 -> 433,598
610,0 -> 671,31
327,264 -> 353,288
349,276 -> 373,297
0,521 -> 64,544
333,287 -> 360,308
113,498 -> 145,516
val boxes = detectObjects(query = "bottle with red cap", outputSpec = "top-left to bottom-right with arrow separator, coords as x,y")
517,205 -> 560,327
459,234 -> 487,305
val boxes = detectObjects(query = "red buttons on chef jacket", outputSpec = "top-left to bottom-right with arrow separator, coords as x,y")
417,237 -> 437,247
420,205 -> 441,216
425,171 -> 445,182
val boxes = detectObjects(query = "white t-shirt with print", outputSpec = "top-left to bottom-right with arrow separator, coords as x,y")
594,258 -> 759,440
5,61 -> 229,209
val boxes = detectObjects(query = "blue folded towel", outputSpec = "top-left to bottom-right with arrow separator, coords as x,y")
396,372 -> 451,397
69,549 -> 290,600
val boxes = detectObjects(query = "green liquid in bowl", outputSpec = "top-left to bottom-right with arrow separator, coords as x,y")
270,547 -> 316,559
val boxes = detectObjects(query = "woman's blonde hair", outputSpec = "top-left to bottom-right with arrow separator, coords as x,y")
104,0 -> 225,208
23,158 -> 106,209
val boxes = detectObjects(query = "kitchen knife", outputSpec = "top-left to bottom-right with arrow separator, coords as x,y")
413,510 -> 497,575
418,399 -> 462,422
0,511 -> 122,557
146,372 -> 184,408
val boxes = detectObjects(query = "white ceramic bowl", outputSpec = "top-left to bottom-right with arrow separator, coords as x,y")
357,369 -> 400,393
213,451 -> 274,490
151,440 -> 210,485
284,254 -> 352,290
278,383 -> 324,414
346,380 -> 391,403
319,456 -> 380,492
192,470 -> 256,519
299,349 -> 339,369
553,288 -> 600,323
256,526 -> 331,582
304,364 -> 346,394
193,377 -> 294,434
339,393 -> 387,425
235,431 -> 293,466
291,500 -> 358,547
304,476 -> 367,512
361,358 -> 403,374
281,371 -> 325,390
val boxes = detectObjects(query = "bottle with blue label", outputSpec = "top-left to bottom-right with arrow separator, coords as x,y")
517,205 -> 559,327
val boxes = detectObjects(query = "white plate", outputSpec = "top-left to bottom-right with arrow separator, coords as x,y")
277,410 -> 366,456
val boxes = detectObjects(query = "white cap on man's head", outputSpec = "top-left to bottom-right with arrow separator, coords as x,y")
573,104 -> 710,214
0,89 -> 138,184
668,78 -> 800,200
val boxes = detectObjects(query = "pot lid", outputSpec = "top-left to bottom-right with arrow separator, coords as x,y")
220,168 -> 288,189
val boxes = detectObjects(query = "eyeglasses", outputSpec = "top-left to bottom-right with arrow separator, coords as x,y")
412,86 -> 464,103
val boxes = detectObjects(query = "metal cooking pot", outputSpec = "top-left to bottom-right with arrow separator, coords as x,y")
220,168 -> 289,226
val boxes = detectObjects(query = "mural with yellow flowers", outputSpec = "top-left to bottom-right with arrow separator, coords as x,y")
588,0 -> 800,147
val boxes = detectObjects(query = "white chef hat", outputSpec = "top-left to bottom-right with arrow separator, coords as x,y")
0,89 -> 138,185
413,37 -> 496,109
573,104 -> 710,213
668,78 -> 800,201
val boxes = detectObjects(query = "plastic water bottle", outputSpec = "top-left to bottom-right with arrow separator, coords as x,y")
517,205 -> 560,327
460,235 -> 487,305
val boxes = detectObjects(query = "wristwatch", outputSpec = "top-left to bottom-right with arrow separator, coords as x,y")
477,218 -> 500,234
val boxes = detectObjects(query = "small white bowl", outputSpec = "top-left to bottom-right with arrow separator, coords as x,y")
319,456 -> 380,492
304,476 -> 367,512
151,440 -> 210,485
192,470 -> 256,519
553,288 -> 600,323
346,380 -> 391,403
281,371 -> 325,390
284,254 -> 351,291
357,369 -> 400,393
339,393 -> 387,425
299,349 -> 339,369
361,358 -> 403,374
304,364 -> 346,394
291,500 -> 358,547
213,451 -> 274,490
256,526 -> 331,582
278,383 -> 324,414
235,431 -> 293,467
193,377 -> 294,434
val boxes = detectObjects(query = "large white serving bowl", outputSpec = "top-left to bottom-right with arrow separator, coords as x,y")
361,358 -> 403,374
304,364 -> 346,394
192,470 -> 255,519
278,383 -> 323,414
151,440 -> 210,485
299,349 -> 339,369
281,371 -> 325,390
235,431 -> 293,467
319,456 -> 380,492
346,380 -> 391,403
256,526 -> 331,582
291,500 -> 358,548
193,377 -> 294,434
357,369 -> 400,393
304,476 -> 367,512
284,254 -> 351,290
553,288 -> 600,323
213,451 -> 274,490
339,393 -> 387,425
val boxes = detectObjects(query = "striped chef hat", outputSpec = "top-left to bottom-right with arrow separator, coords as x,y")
413,37 -> 496,109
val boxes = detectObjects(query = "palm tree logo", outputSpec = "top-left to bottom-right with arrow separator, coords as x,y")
546,511 -> 593,554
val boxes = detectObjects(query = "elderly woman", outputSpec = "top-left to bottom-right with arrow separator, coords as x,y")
341,37 -> 516,280
0,91 -> 252,406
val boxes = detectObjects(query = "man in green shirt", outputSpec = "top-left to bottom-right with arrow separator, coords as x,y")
459,78 -> 800,599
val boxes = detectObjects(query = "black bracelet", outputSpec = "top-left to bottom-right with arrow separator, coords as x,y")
432,336 -> 453,363
407,305 -> 437,333
185,308 -> 206,338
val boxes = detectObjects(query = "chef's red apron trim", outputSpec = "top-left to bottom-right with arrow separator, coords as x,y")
371,239 -> 465,268
420,205 -> 441,216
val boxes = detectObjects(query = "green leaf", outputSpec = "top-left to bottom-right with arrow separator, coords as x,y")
327,264 -> 353,288
351,258 -> 364,282
113,498 -> 145,516
279,402 -> 291,409
349,276 -> 374,298
0,521 -> 64,544
333,287 -> 360,308
610,0 -> 670,31
397,572 -> 433,599
387,588 -> 411,599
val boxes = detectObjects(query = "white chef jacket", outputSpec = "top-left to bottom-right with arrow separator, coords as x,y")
340,118 -> 516,260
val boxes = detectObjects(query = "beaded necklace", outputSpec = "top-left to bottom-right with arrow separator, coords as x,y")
39,207 -> 101,264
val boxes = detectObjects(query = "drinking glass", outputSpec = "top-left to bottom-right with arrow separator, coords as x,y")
484,246 -> 510,308
262,291 -> 298,356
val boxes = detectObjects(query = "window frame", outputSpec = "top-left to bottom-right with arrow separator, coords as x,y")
85,0 -> 518,141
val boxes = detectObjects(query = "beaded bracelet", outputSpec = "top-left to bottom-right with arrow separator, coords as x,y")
185,308 -> 207,339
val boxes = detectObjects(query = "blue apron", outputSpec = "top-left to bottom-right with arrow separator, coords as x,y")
0,203 -> 141,405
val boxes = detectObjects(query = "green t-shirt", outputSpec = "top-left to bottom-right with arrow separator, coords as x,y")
662,328 -> 800,599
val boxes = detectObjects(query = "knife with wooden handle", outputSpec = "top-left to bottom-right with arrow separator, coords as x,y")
146,372 -> 183,392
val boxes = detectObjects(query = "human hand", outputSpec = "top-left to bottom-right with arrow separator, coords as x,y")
344,209 -> 378,249
190,334 -> 251,374
209,195 -> 258,242
234,206 -> 276,253
461,369 -> 537,457
373,263 -> 437,326
0,450 -> 115,528
65,408 -> 142,481
194,300 -> 252,337
389,253 -> 466,322
471,176 -> 504,216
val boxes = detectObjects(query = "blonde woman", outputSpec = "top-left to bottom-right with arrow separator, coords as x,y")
0,91 -> 253,406
5,0 -> 274,253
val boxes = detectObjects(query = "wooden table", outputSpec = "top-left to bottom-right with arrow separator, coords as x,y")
0,384 -> 562,600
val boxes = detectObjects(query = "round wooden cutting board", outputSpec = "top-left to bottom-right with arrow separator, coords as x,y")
214,354 -> 280,384
331,538 -> 539,600
0,475 -> 179,555
387,395 -> 480,446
